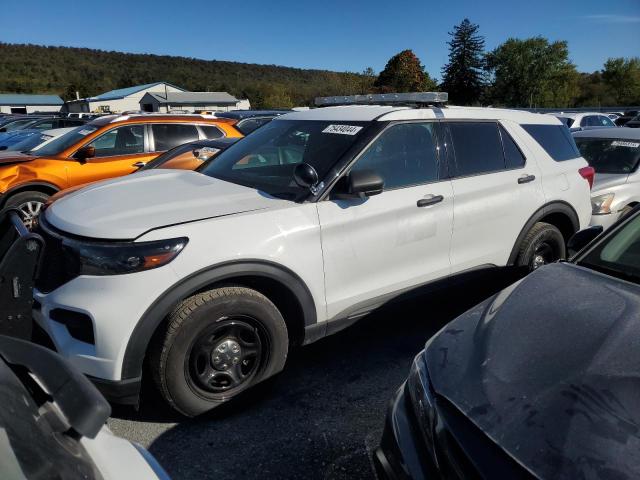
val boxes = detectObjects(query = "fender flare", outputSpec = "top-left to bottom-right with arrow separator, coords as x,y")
507,201 -> 580,265
0,182 -> 60,207
120,260 -> 317,379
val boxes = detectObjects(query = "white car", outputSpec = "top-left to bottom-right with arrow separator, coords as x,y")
0,335 -> 168,480
551,112 -> 617,132
574,128 -> 640,230
31,93 -> 593,416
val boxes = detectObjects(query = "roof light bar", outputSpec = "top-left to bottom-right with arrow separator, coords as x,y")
315,92 -> 448,107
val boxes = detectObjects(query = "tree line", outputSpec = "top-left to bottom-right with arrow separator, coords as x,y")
375,19 -> 639,108
1,28 -> 638,109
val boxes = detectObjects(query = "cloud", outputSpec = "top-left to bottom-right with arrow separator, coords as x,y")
583,14 -> 640,24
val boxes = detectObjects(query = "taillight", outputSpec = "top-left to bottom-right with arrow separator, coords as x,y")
579,166 -> 595,189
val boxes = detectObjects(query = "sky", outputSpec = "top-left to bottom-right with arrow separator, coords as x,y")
2,0 -> 639,80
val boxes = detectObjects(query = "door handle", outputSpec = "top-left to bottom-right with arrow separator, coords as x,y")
417,195 -> 444,207
133,161 -> 146,168
518,174 -> 536,184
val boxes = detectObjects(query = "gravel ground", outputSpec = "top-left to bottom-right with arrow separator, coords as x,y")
109,267 -> 524,480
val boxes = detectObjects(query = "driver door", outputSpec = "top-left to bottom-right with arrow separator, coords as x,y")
65,124 -> 156,186
317,122 -> 454,320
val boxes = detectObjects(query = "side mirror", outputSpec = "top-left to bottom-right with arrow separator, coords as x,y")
567,225 -> 603,257
293,163 -> 319,189
347,170 -> 384,197
74,145 -> 96,163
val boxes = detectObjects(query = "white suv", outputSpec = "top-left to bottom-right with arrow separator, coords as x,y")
32,93 -> 593,416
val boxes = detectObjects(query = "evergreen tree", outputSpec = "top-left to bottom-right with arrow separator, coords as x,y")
441,19 -> 485,105
374,50 -> 436,92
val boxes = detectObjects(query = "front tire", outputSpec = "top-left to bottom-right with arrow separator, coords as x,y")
515,222 -> 566,271
5,191 -> 49,230
150,286 -> 288,417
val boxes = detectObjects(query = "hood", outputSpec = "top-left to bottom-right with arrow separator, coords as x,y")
45,169 -> 289,239
592,172 -> 628,192
426,262 -> 640,479
0,151 -> 36,165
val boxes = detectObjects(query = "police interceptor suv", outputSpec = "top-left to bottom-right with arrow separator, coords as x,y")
32,93 -> 593,416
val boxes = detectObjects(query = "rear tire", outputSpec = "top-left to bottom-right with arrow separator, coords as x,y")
150,286 -> 288,417
5,191 -> 49,230
515,222 -> 566,271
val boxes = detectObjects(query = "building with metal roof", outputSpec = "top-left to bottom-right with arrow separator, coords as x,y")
0,94 -> 63,114
64,82 -> 186,114
139,91 -> 249,113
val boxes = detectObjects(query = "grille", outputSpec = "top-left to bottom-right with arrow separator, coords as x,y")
33,220 -> 81,293
434,395 -> 534,480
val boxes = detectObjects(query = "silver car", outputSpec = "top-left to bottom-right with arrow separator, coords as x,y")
574,128 -> 640,230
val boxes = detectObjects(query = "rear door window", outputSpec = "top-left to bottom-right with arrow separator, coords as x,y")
449,122 -> 505,176
152,124 -> 200,151
522,124 -> 581,161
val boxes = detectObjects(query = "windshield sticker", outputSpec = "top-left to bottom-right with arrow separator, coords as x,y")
78,129 -> 94,136
322,124 -> 363,135
612,140 -> 640,148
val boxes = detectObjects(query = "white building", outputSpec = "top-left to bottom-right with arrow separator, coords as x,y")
139,92 -> 249,113
65,82 -> 186,113
0,94 -> 63,114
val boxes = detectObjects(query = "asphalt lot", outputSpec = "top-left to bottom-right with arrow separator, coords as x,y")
109,267 -> 525,480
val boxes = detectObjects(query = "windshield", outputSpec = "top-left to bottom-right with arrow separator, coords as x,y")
7,133 -> 51,152
578,213 -> 640,284
575,137 -> 640,174
199,119 -> 370,200
30,125 -> 97,156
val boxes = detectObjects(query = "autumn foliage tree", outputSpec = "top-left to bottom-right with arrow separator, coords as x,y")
374,50 -> 436,92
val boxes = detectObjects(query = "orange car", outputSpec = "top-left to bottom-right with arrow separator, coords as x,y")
0,114 -> 243,227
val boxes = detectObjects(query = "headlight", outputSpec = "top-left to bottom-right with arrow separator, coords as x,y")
591,193 -> 615,215
74,237 -> 188,276
406,351 -> 436,444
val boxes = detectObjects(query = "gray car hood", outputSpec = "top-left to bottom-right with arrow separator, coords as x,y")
426,262 -> 640,479
45,169 -> 287,239
593,172 -> 628,192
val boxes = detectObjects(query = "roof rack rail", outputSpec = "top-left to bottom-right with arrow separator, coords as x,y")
315,92 -> 448,108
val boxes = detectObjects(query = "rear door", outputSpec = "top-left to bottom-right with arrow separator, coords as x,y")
66,123 -> 156,185
317,121 -> 454,320
446,121 -> 545,271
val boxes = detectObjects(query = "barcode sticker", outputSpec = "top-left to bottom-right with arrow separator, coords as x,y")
612,141 -> 640,148
322,124 -> 363,135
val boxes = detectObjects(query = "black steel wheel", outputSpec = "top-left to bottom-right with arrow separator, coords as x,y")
187,317 -> 267,395
516,221 -> 566,271
150,286 -> 288,417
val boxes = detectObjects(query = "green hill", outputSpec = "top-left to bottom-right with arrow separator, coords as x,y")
0,43 -> 371,108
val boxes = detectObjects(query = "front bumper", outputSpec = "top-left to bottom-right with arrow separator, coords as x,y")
33,264 -> 179,383
375,383 -> 440,479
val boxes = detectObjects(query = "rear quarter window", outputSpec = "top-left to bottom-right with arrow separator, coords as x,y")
522,124 -> 581,161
